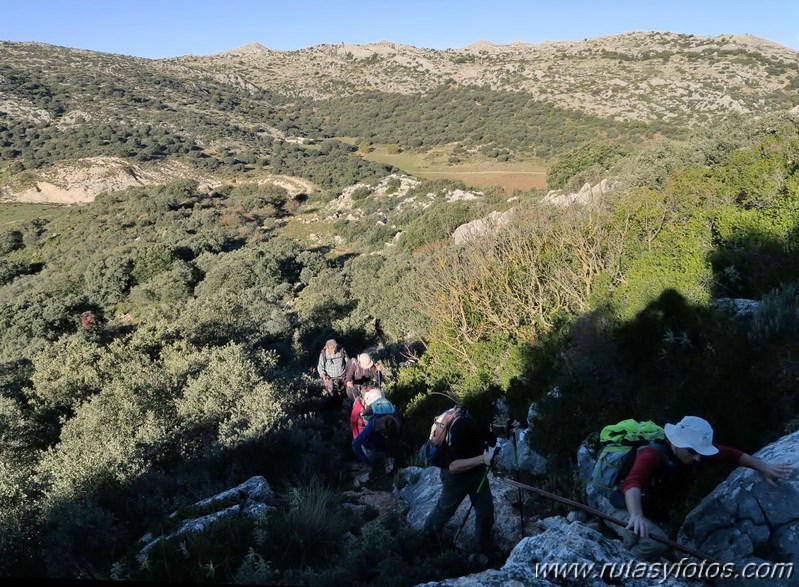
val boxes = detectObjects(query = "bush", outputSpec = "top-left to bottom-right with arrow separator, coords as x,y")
400,202 -> 473,249
254,478 -> 347,570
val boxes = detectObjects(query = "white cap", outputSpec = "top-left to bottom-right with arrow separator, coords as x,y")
664,416 -> 719,456
358,353 -> 374,369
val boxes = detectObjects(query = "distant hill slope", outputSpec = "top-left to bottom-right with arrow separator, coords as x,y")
178,31 -> 799,124
1,32 -> 797,199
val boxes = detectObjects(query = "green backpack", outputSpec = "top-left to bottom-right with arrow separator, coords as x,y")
589,419 -> 666,501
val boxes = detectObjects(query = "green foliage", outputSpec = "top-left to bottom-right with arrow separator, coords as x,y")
749,280 -> 799,343
311,86 -> 656,158
400,201 -> 473,249
350,185 -> 371,202
175,343 -> 288,449
547,140 -> 627,190
227,182 -> 289,216
254,478 -> 347,570
0,228 -> 24,254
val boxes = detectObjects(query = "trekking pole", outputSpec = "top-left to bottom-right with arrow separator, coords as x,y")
453,446 -> 496,544
500,477 -> 721,565
508,418 -> 525,537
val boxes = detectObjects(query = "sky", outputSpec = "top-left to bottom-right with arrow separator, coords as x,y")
1,0 -> 797,59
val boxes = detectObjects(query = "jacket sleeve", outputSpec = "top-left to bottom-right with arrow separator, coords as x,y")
352,419 -> 375,464
344,359 -> 356,384
317,351 -> 326,377
708,443 -> 745,465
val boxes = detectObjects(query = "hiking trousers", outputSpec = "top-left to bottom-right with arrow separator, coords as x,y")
323,376 -> 345,398
425,466 -> 494,553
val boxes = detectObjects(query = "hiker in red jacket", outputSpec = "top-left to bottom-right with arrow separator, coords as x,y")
596,416 -> 792,560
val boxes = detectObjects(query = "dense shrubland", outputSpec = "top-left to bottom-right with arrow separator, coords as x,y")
1,115 -> 798,581
1,41 -> 799,582
392,117 -> 799,496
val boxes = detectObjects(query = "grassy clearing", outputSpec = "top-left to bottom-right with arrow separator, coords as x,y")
0,202 -> 71,226
344,142 -> 548,192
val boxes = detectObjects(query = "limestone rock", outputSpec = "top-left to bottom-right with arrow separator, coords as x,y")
714,297 -> 760,318
418,516 -> 692,586
495,428 -> 548,476
541,179 -> 611,208
394,466 -> 534,553
452,209 -> 515,244
679,431 -> 799,582
138,476 -> 274,556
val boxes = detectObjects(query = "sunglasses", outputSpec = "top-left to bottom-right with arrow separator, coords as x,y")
685,448 -> 699,456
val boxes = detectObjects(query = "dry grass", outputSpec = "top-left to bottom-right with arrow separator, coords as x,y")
353,143 -> 548,192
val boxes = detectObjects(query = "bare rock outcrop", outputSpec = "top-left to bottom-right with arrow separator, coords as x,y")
138,476 -> 273,556
679,432 -> 799,581
495,428 -> 547,476
451,209 -> 515,244
541,179 -> 611,208
418,516 -> 692,586
394,466 -> 532,553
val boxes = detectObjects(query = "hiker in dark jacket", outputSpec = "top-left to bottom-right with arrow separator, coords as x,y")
344,353 -> 381,400
352,413 -> 400,466
588,415 -> 793,561
317,339 -> 348,404
424,412 -> 498,554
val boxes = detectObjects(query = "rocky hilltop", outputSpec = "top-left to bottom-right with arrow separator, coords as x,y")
178,31 -> 799,123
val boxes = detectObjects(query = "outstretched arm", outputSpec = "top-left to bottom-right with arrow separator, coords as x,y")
624,488 -> 650,539
738,454 -> 794,486
449,446 -> 494,474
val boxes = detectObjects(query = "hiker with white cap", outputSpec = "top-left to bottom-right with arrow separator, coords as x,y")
593,415 -> 793,561
317,338 -> 349,406
344,352 -> 381,400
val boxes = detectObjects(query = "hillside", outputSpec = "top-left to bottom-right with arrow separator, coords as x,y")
1,31 -> 799,585
1,33 -> 798,203
181,32 -> 799,124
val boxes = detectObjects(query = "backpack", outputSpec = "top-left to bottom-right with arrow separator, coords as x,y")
419,407 -> 472,467
362,397 -> 395,421
589,419 -> 666,505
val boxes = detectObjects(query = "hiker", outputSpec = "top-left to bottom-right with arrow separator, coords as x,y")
587,415 -> 793,561
423,408 -> 498,555
318,338 -> 348,405
350,387 -> 384,439
352,411 -> 400,467
345,352 -> 381,400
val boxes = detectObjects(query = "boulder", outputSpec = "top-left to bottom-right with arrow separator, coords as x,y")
138,476 -> 274,556
679,431 -> 799,584
495,428 -> 548,476
417,516 -> 692,586
451,209 -> 515,244
541,179 -> 611,208
394,466 -> 534,553
576,440 -> 597,485
714,297 -> 760,318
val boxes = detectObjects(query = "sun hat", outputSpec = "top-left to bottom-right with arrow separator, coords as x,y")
664,416 -> 719,456
358,353 -> 374,369
362,387 -> 384,407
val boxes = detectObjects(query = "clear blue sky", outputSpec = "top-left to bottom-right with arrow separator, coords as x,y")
2,0 -> 797,59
